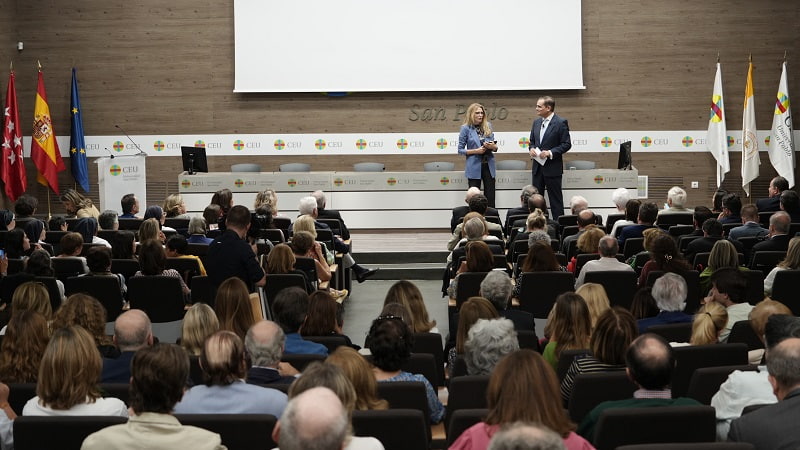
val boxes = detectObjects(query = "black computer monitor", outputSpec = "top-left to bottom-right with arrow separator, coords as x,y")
181,146 -> 208,175
617,141 -> 632,170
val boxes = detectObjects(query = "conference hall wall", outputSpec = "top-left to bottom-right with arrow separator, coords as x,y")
0,0 -> 796,219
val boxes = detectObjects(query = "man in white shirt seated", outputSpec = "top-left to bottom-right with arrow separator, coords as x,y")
575,235 -> 633,288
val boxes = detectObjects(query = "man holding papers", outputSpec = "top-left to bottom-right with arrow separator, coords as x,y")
528,96 -> 572,220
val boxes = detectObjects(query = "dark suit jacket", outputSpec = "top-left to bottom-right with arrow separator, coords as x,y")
751,234 -> 791,254
684,236 -> 744,264
755,196 -> 781,213
450,206 -> 500,232
101,351 -> 135,383
729,388 -> 800,448
505,206 -> 530,230
316,207 -> 350,240
246,366 -> 297,386
529,114 -> 572,177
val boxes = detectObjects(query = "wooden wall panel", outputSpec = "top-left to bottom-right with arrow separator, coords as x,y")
0,0 -> 796,214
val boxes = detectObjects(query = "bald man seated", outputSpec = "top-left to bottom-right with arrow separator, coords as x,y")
245,320 -> 299,386
101,309 -> 153,383
272,387 -> 349,450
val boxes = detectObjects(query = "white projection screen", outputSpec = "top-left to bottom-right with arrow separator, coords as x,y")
234,0 -> 584,93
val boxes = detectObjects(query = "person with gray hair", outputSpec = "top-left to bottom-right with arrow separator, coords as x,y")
464,318 -> 520,375
245,320 -> 298,386
749,210 -> 792,258
101,309 -> 153,383
187,216 -> 214,244
611,188 -> 630,212
451,187 -> 500,232
310,190 -> 351,240
98,210 -> 119,231
505,185 -> 539,231
637,272 -> 692,333
296,197 -> 378,283
569,195 -> 588,215
527,229 -> 552,248
575,235 -> 633,288
480,271 -> 536,333
728,337 -> 800,448
488,422 -> 567,450
272,387 -> 350,450
658,186 -> 692,216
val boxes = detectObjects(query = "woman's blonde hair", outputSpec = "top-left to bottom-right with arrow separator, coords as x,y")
777,237 -> 800,269
11,281 -> 52,320
163,193 -> 185,218
383,280 -> 436,333
707,239 -> 740,271
575,283 -> 611,330
181,303 -> 220,356
214,277 -> 257,340
37,325 -> 102,410
326,347 -> 389,411
749,298 -> 792,341
254,189 -> 278,210
292,215 -> 318,239
577,226 -> 605,253
266,243 -> 296,274
690,302 -> 728,345
462,103 -> 492,137
138,218 -> 161,242
642,227 -> 666,251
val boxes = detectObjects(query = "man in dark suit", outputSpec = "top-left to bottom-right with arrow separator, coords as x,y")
451,187 -> 499,231
780,190 -> 800,223
311,190 -> 350,240
528,96 -> 572,221
101,309 -> 153,383
504,185 -> 538,233
717,193 -> 743,225
750,211 -> 792,259
245,320 -> 299,386
684,218 -> 744,264
755,175 -> 788,213
618,202 -> 658,248
728,337 -> 800,448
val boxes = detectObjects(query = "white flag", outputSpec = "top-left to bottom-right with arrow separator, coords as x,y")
768,62 -> 795,188
707,63 -> 729,187
742,61 -> 760,196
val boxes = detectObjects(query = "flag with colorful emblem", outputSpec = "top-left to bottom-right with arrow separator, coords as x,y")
31,65 -> 66,194
767,61 -> 794,188
706,62 -> 729,187
1,68 -> 27,201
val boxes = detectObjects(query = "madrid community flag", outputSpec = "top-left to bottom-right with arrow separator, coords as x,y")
768,62 -> 795,188
70,68 -> 89,192
707,63 -> 729,188
31,67 -> 65,195
741,61 -> 760,196
1,69 -> 27,201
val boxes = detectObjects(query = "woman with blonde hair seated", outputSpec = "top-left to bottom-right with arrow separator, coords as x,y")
23,325 -> 128,417
137,218 -> 165,245
747,298 -> 792,364
266,243 -> 313,292
0,310 -> 49,383
180,303 -> 220,356
326,346 -> 389,411
575,282 -> 611,331
764,236 -> 800,296
163,193 -> 191,219
0,281 -> 52,335
383,280 -> 438,333
543,292 -> 592,369
687,302 -> 728,346
699,239 -> 748,295
566,226 -> 605,273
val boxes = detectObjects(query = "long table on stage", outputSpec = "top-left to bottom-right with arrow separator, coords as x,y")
178,169 -> 638,229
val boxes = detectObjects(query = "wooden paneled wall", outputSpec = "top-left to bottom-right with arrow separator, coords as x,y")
0,0 -> 795,214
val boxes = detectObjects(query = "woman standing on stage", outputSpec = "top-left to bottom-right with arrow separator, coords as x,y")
458,103 -> 498,207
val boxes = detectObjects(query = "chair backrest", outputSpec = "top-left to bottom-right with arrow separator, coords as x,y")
264,273 -> 308,310
742,270 -> 765,305
686,364 -> 757,405
516,329 -> 539,352
190,275 -> 217,307
568,371 -> 637,423
770,269 -> 800,315
633,252 -> 652,275
230,163 -> 262,172
65,276 -> 124,321
593,405 -> 716,450
423,161 -> 455,171
313,229 -> 336,255
672,343 -> 748,397
402,353 -> 438,388
186,243 -> 210,257
279,163 -> 311,172
303,335 -> 349,353
165,257 -> 203,284
14,416 -> 129,450
647,322 -> 693,343
679,234 -> 701,252
351,409 -> 429,450
117,218 -> 143,230
584,270 -> 638,309
376,381 -> 429,420
175,414 -> 277,450
6,258 -> 24,275
127,275 -> 185,323
668,224 -> 695,239
749,250 -> 786,275
656,213 -> 694,228
623,237 -> 646,258
575,253 -> 601,276
605,213 -> 625,233
8,382 -> 36,414
98,383 -> 131,406
455,272 -> 489,309
517,271 -> 574,318
315,218 -> 343,237
110,258 -> 141,280
51,256 -> 87,281
411,332 -> 445,387
280,353 -> 326,371
495,159 -> 527,170
353,162 -> 385,172
727,320 -> 764,351
556,349 -> 592,382
693,252 -> 711,270
446,409 -> 488,447
445,375 -> 490,432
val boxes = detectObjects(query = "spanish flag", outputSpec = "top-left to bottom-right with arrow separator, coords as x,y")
31,67 -> 65,195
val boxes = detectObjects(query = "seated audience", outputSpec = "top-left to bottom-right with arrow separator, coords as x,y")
24,248 -> 64,299
49,215 -> 67,232
84,246 -> 127,298
480,270 -> 534,333
327,346 -> 389,411
272,287 -> 328,355
5,228 -> 34,259
110,230 -> 137,260
163,193 -> 191,219
383,280 -> 438,333
464,318 -> 519,375
24,325 -> 128,417
134,239 -> 191,299
181,303 -> 219,357
245,320 -> 299,386
24,219 -> 51,254
174,330 -> 288,415
119,193 -> 139,219
52,293 -> 118,358
447,297 -> 499,378
718,193 -> 743,225
513,240 -> 563,299
560,209 -> 597,256
0,210 -> 13,231
187,216 -> 214,244
450,188 -> 500,234
267,243 -> 313,293
685,218 -> 744,264
98,209 -> 118,231
578,334 -> 701,441
165,234 -> 207,275
272,387 -> 350,450
780,190 -> 800,222
699,239 -> 748,294
637,272 -> 693,333
214,276 -> 258,341
82,344 -> 226,449
144,205 -> 175,233
137,217 -> 166,244
566,226 -> 604,272
0,310 -> 49,382
0,281 -> 52,335
610,199 -> 641,238
73,217 -> 111,248
14,194 -> 38,219
638,233 -> 691,287
629,286 -> 659,320
727,204 -> 768,241
747,299 -> 792,364
561,307 -> 638,403
575,283 -> 611,331
750,211 -> 792,258
764,236 -> 800,296
684,302 -> 727,346
705,267 -> 753,342
367,314 -> 444,423
101,309 -> 153,383
301,290 -> 356,348
618,201 -> 658,247
756,176 -> 787,213
450,349 -> 594,450
542,293 -> 592,369
657,186 -> 693,215
487,422 -> 566,450
447,240 -> 495,299
575,235 -> 633,288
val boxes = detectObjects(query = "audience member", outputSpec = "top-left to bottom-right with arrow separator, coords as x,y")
166,234 -> 207,275
74,217 -> 111,248
451,187 -> 499,231
174,330 -> 288,415
85,246 -> 126,298
119,193 -> 139,219
24,248 -> 64,299
569,195 -> 589,215
687,302 -> 727,346
0,281 -> 52,335
447,297 -> 499,377
187,216 -> 214,244
81,344 -> 225,450
718,193 -> 743,225
487,422 -> 567,450
750,211 -> 792,261
52,293 -> 118,358
0,210 -> 14,231
575,283 -> 611,330
98,210 -> 119,231
245,320 -> 298,386
58,231 -> 86,260
756,176 -> 788,213
311,190 -> 351,240
464,318 -> 519,375
206,205 -> 266,290
637,273 -> 692,333
327,346 -> 389,411
48,215 -> 67,232
618,201 -> 658,247
712,189 -> 729,214
110,230 -> 137,260
13,194 -> 38,218
181,303 -> 220,357
137,218 -> 165,244
134,239 -> 190,298
163,193 -> 191,219
747,299 -> 793,364
765,236 -> 800,296
728,204 -> 768,241
480,270 -> 534,333
610,199 -> 640,238
301,291 -> 355,348
513,240 -> 563,298
101,309 -> 153,382
689,206 -> 715,236
505,185 -> 539,231
272,387 -> 349,450
0,310 -> 49,382
60,188 -> 100,219
630,286 -> 659,320
383,280 -> 438,333
638,233 -> 691,287
5,228 -> 33,259
560,209 -> 596,255
576,235 -> 633,288
699,239 -> 748,294
214,277 -> 258,341
658,186 -> 692,216
780,190 -> 800,222
705,267 -> 753,342
542,293 -> 592,369
272,287 -> 328,355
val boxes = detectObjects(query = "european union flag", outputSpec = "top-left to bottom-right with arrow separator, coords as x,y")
70,67 -> 89,192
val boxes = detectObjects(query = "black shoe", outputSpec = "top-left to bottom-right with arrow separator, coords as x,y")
355,268 -> 379,283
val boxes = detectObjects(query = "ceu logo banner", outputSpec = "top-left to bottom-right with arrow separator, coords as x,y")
765,136 -> 771,146
181,179 -> 191,188
274,139 -> 286,150
640,136 -> 652,148
601,137 -> 612,148
233,140 -> 244,151
727,136 -> 735,147
194,140 -> 206,148
436,138 -> 448,149
333,178 -> 344,187
593,175 -> 604,184
681,136 -> 693,148
355,139 -> 367,150
386,177 -> 397,186
287,179 -> 297,188
153,140 -> 165,152
234,179 -> 244,188
112,141 -> 125,152
396,139 -> 408,150
109,165 -> 122,176
315,139 -> 326,150
440,177 -> 450,186
518,137 -> 530,148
